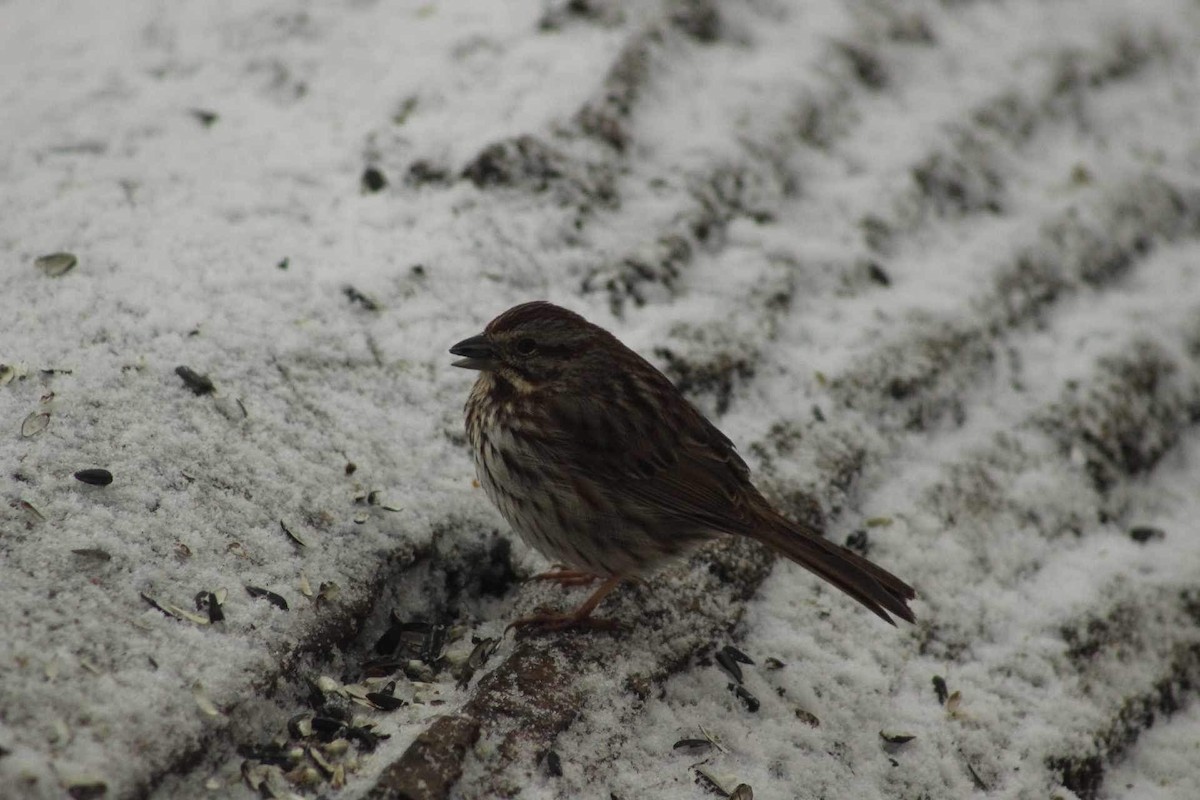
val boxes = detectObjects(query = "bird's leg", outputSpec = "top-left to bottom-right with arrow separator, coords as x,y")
508,575 -> 623,636
529,565 -> 601,587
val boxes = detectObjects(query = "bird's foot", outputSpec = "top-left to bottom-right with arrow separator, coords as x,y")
506,609 -> 619,637
507,575 -> 623,637
528,567 -> 600,588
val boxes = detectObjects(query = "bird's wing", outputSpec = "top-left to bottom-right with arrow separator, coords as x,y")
533,366 -> 758,537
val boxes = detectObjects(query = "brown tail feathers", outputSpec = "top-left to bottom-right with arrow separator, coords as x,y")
751,509 -> 916,625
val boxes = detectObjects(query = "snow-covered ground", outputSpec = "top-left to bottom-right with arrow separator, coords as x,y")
3,1 -> 1200,798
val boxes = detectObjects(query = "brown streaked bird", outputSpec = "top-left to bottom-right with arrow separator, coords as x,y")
450,301 -> 915,632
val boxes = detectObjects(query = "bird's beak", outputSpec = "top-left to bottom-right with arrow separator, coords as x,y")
449,333 -> 498,371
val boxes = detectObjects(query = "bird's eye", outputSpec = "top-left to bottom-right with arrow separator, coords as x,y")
515,337 -> 537,356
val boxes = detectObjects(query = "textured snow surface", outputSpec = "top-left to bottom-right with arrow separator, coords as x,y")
3,1 -> 1200,798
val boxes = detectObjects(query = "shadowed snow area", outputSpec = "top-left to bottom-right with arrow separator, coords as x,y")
3,1 -> 1200,798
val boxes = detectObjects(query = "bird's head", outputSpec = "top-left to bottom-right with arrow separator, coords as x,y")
449,301 -> 605,389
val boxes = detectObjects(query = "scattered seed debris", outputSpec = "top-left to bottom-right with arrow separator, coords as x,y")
845,529 -> 869,553
193,683 -> 221,717
194,590 -> 225,623
280,519 -> 307,548
353,511 -> 369,524
35,252 -> 77,277
365,678 -> 406,711
71,548 -> 112,561
866,261 -> 891,286
1129,526 -> 1165,543
141,592 -> 211,625
880,731 -> 916,746
190,108 -> 219,126
456,636 -> 499,688
932,675 -> 949,705
299,571 -> 313,598
245,586 -> 288,610
0,363 -> 17,386
764,657 -> 785,670
74,468 -> 113,486
13,499 -> 45,523
175,366 -> 215,395
672,738 -> 713,754
730,784 -> 754,800
714,648 -> 744,683
343,285 -> 380,311
965,758 -> 989,790
795,708 -> 820,727
695,767 -> 734,796
65,779 -> 107,799
21,411 -> 50,437
730,684 -> 760,712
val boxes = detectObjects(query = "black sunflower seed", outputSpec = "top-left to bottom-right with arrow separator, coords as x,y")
245,585 -> 288,610
366,692 -> 406,711
730,684 -> 759,712
714,649 -> 743,684
932,675 -> 949,705
74,469 -> 113,486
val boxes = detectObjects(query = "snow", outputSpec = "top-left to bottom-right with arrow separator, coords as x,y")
3,0 -> 1200,798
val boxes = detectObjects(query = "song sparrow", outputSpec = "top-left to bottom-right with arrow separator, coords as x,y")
451,301 -> 915,631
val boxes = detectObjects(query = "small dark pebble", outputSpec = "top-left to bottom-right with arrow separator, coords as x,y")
74,468 -> 113,486
71,548 -> 112,561
175,366 -> 215,395
361,166 -> 388,193
672,738 -> 713,754
190,108 -> 219,127
932,675 -> 949,705
366,692 -> 407,711
1129,526 -> 1165,543
542,750 -> 563,778
345,462 -> 357,475
730,684 -> 760,712
866,260 -> 892,286
245,585 -> 288,610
